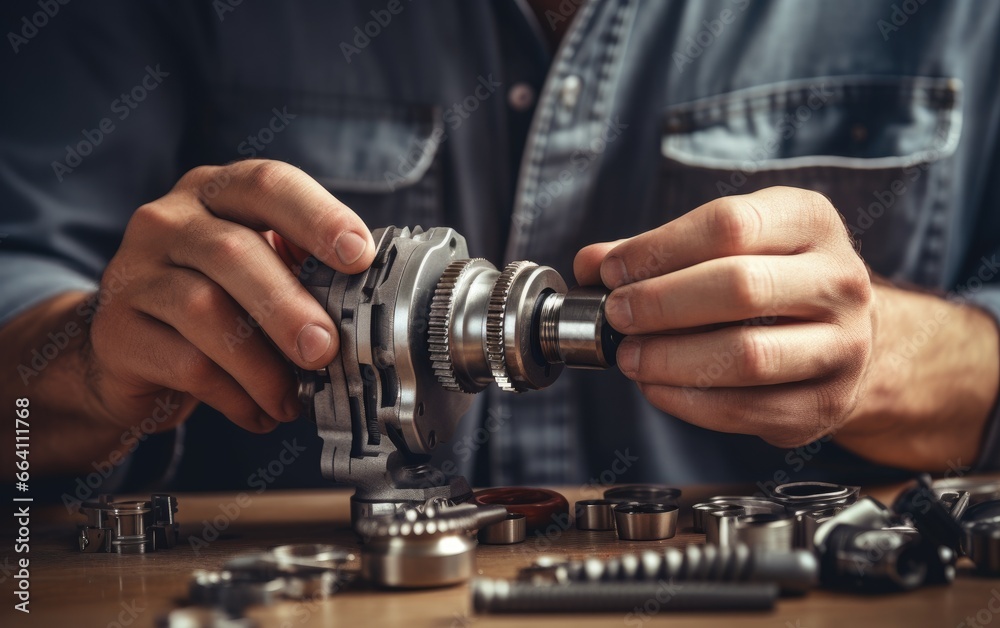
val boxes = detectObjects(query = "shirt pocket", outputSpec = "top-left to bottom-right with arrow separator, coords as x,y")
658,76 -> 962,284
210,88 -> 445,231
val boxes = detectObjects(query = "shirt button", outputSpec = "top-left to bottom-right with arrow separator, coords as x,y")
508,83 -> 536,111
559,75 -> 582,109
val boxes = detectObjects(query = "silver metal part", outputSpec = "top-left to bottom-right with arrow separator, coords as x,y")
613,503 -> 678,541
967,522 -> 1000,576
359,499 -> 508,588
78,494 -> 179,554
298,227 -> 621,526
733,514 -> 795,552
575,499 -> 617,531
478,513 -> 527,545
604,485 -> 682,505
933,477 -> 1000,506
523,544 -> 818,595
703,504 -> 746,547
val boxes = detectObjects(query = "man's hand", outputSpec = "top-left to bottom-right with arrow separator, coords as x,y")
576,186 -> 1000,469
81,160 -> 375,436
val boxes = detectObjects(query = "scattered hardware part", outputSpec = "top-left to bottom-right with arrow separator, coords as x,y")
703,496 -> 786,516
812,497 -> 895,552
937,490 -> 971,521
703,504 -> 745,547
613,503 -> 678,541
78,493 -> 179,554
818,524 -> 927,591
792,504 -> 847,552
478,513 -> 527,545
473,487 -> 569,533
575,499 -> 617,531
961,499 -> 1000,528
298,227 -> 620,528
933,477 -> 1000,506
520,544 -> 818,595
603,484 -> 682,505
359,498 -> 509,588
771,482 -> 860,510
472,579 -> 779,613
733,513 -> 795,553
967,522 -> 1000,576
893,475 -> 965,555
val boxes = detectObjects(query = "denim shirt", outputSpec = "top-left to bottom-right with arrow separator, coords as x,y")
2,0 -> 998,491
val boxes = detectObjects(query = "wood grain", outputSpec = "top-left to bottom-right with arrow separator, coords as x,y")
4,481 -> 998,627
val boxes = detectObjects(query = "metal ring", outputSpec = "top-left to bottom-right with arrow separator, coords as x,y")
575,499 -> 617,531
613,503 -> 679,541
603,485 -> 682,505
478,513 -> 527,545
734,513 -> 795,552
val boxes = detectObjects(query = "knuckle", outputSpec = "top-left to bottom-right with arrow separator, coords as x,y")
130,202 -> 175,234
178,351 -> 218,390
243,161 -> 292,198
738,331 -> 781,381
177,165 -> 215,189
180,280 -> 226,320
711,197 -> 762,254
729,261 -> 773,312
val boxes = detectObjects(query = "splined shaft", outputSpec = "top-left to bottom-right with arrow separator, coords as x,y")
527,543 -> 818,595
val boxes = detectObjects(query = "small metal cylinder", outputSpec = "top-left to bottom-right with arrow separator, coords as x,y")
575,499 -> 616,531
478,513 -> 527,545
362,534 -> 476,588
614,503 -> 678,541
537,287 -> 621,369
704,504 -> 746,547
734,513 -> 794,552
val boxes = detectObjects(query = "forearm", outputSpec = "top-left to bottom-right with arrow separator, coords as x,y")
835,282 -> 1000,471
0,292 -> 127,476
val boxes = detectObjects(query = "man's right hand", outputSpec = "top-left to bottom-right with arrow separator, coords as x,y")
82,160 -> 374,436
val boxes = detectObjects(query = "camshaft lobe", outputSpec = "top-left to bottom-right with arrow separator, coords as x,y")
545,543 -> 818,594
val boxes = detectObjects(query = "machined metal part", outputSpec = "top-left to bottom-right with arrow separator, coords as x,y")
478,513 -> 527,545
819,524 -> 928,591
792,504 -> 847,552
298,226 -> 621,527
575,499 -> 617,531
703,504 -> 746,547
78,494 -> 179,554
893,475 -> 965,554
359,499 -> 508,588
613,503 -> 678,541
733,513 -> 795,553
521,543 -> 818,595
472,579 -> 779,614
771,481 -> 859,510
938,490 -> 971,521
813,496 -> 895,552
603,485 -> 682,505
967,522 -> 1000,576
703,495 -> 786,516
933,477 -> 1000,506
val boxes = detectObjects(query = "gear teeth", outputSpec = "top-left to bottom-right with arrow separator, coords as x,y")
429,259 -> 485,392
486,261 -> 534,393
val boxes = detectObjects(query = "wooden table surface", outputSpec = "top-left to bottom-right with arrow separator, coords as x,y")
4,480 -> 997,628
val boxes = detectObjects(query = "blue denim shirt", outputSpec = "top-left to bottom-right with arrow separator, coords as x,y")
2,0 -> 998,491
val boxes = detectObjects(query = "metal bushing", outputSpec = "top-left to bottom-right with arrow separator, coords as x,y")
604,485 -> 681,506
771,482 -> 859,510
362,533 -> 477,589
575,499 -> 617,531
474,487 -> 569,533
478,513 -> 527,545
967,522 -> 1000,576
733,513 -> 795,552
614,503 -> 678,541
703,504 -> 746,547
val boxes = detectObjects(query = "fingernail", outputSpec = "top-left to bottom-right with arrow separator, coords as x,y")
605,292 -> 633,330
602,256 -> 630,289
283,390 -> 302,421
617,339 -> 640,375
335,231 -> 368,266
296,323 -> 332,364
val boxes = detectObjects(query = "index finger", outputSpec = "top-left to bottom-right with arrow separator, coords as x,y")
600,187 -> 843,289
178,160 -> 376,274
